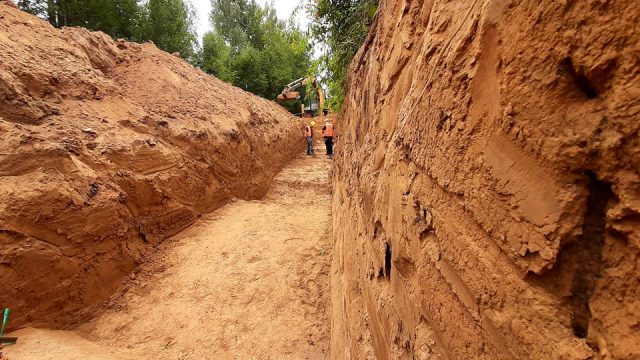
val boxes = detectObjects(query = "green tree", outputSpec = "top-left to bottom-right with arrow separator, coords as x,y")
308,0 -> 378,111
210,0 -> 265,51
17,0 -> 198,63
200,31 -> 235,82
202,0 -> 312,111
25,0 -> 143,39
138,0 -> 198,61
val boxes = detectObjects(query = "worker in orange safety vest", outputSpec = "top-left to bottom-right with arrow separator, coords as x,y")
304,121 -> 316,155
321,119 -> 334,157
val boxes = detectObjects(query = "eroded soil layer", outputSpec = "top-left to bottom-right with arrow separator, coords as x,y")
332,0 -> 639,359
0,2 -> 303,330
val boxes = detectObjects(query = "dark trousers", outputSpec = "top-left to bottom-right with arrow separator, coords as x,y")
324,137 -> 333,155
306,137 -> 314,155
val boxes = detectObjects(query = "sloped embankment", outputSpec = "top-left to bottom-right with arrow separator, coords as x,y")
0,1 -> 302,330
332,0 -> 639,359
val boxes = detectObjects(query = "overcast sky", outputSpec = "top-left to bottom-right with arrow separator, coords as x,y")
189,0 -> 310,40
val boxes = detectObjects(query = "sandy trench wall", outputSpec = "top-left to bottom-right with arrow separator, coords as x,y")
0,2 -> 304,330
331,0 -> 639,359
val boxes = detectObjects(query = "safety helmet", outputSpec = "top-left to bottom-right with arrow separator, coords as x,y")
324,119 -> 330,123
310,121 -> 316,126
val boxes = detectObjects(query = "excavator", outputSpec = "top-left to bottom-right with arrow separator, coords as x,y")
277,76 -> 326,118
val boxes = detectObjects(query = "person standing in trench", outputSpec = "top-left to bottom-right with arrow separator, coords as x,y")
304,121 -> 316,155
322,119 -> 334,158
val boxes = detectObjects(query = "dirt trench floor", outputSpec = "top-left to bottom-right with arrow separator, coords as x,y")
5,147 -> 333,360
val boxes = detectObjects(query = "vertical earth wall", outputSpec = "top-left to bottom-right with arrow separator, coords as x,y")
331,0 -> 639,358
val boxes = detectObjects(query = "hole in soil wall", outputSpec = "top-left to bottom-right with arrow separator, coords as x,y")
436,110 -> 449,131
569,172 -> 612,339
560,58 -> 598,99
384,243 -> 392,279
373,220 -> 383,239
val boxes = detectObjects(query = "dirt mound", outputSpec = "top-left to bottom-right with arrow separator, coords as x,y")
333,0 -> 639,359
0,2 -> 303,330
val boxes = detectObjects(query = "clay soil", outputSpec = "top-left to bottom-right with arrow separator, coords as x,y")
4,149 -> 333,359
332,0 -> 639,359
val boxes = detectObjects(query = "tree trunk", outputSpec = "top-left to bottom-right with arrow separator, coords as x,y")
46,0 -> 57,27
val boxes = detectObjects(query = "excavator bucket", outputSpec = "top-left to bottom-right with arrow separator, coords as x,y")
277,91 -> 300,101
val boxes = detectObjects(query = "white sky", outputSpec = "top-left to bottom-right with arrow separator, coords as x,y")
188,0 -> 310,40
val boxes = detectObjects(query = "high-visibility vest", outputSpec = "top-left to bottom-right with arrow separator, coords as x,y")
323,123 -> 334,137
304,126 -> 313,137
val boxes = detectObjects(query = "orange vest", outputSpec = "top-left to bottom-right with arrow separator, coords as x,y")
323,123 -> 334,137
304,126 -> 313,137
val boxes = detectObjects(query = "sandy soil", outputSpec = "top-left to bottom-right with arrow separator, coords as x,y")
0,1 -> 303,330
4,147 -> 332,360
332,0 -> 639,359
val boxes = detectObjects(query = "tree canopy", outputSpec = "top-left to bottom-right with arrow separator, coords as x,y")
201,0 -> 312,112
17,0 -> 197,62
140,0 -> 198,61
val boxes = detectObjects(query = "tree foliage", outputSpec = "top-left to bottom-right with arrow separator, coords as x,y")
201,31 -> 235,82
201,0 -> 312,111
308,0 -> 378,111
139,0 -> 198,61
19,0 -> 143,39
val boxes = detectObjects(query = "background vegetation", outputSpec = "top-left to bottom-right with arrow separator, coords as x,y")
17,0 -> 198,62
308,0 -> 378,112
201,0 -> 311,113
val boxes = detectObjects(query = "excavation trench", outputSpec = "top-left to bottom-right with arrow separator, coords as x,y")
5,149 -> 333,360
